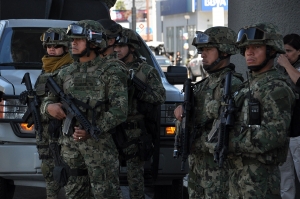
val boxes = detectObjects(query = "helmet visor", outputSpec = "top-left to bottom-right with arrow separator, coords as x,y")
66,24 -> 85,36
194,31 -> 210,44
40,32 -> 62,42
237,27 -> 266,43
116,36 -> 128,45
87,30 -> 103,43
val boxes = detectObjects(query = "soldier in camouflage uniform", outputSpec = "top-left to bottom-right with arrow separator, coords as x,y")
41,20 -> 128,199
114,28 -> 166,199
34,28 -> 73,199
174,27 -> 243,199
206,22 -> 295,198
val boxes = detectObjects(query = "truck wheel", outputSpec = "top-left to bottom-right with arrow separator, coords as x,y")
0,177 -> 15,199
153,179 -> 185,199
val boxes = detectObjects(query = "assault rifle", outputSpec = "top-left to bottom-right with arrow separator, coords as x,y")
21,72 -> 43,140
129,69 -> 153,95
46,76 -> 102,141
214,71 -> 236,167
173,78 -> 193,171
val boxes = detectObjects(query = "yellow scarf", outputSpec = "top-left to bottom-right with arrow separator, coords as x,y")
42,53 -> 74,73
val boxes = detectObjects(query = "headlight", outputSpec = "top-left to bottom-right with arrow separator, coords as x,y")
0,98 -> 26,120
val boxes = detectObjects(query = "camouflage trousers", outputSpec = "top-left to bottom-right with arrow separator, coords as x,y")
228,158 -> 281,199
125,128 -> 145,199
188,152 -> 229,199
37,125 -> 61,199
60,134 -> 123,199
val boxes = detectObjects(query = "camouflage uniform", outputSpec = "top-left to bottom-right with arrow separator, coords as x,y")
42,20 -> 128,199
115,28 -> 166,199
35,28 -> 73,199
186,27 -> 243,199
219,22 -> 295,199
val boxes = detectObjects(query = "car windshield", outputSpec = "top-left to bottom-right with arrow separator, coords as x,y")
156,57 -> 171,65
0,27 -> 47,69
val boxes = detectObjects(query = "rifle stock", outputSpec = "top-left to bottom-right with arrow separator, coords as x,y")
46,76 -> 102,141
21,72 -> 43,140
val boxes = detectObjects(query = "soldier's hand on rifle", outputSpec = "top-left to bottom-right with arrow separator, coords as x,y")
19,90 -> 28,105
73,126 -> 91,141
47,103 -> 66,120
174,105 -> 184,121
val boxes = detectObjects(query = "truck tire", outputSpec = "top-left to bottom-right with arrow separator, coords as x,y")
0,177 -> 15,199
153,179 -> 187,199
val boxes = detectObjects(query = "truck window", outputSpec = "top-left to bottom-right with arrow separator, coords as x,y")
0,27 -> 47,68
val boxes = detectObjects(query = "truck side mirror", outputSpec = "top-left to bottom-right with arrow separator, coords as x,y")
164,66 -> 187,85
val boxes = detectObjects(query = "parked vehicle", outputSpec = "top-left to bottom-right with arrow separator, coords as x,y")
0,1 -> 188,198
155,55 -> 172,72
186,54 -> 208,81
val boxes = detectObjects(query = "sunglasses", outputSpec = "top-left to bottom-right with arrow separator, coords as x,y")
46,44 -> 64,49
236,27 -> 282,43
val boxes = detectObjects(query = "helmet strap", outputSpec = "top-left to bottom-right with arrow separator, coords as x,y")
248,46 -> 276,72
72,43 -> 90,58
203,50 -> 228,73
121,48 -> 133,63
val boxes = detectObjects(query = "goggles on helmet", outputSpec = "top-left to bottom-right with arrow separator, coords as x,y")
237,27 -> 282,43
66,24 -> 86,36
67,24 -> 104,43
40,32 -> 63,42
115,36 -> 128,45
193,31 -> 210,45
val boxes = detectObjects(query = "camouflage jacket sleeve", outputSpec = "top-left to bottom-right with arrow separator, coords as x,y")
229,80 -> 295,154
138,64 -> 166,104
39,73 -> 63,119
97,64 -> 128,133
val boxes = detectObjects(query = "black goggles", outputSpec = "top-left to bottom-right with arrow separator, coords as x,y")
116,36 -> 128,45
66,24 -> 85,36
193,31 -> 210,45
40,32 -> 63,42
236,27 -> 282,43
46,44 -> 64,49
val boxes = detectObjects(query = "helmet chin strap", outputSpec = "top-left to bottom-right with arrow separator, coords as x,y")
73,43 -> 90,59
247,47 -> 275,72
121,50 -> 132,63
203,50 -> 227,73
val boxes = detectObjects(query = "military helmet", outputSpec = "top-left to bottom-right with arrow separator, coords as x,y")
236,22 -> 285,55
97,19 -> 122,39
66,20 -> 107,49
116,28 -> 141,49
192,26 -> 239,55
40,28 -> 69,48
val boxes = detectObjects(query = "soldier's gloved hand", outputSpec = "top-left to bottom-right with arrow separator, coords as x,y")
205,141 -> 217,154
19,90 -> 28,105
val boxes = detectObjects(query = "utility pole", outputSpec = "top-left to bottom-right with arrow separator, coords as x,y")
132,0 -> 136,32
146,0 -> 150,41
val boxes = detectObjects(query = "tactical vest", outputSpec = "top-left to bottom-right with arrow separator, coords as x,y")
232,69 -> 293,165
192,67 -> 243,132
